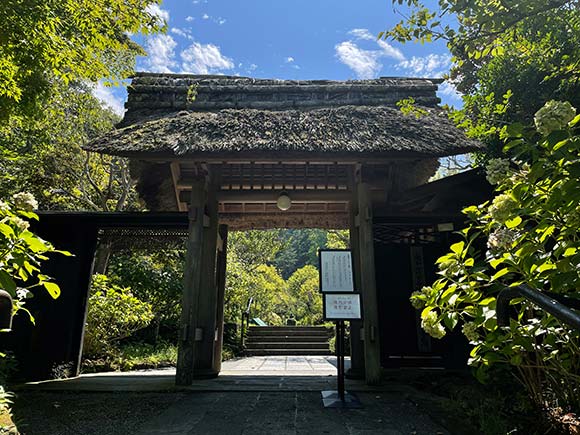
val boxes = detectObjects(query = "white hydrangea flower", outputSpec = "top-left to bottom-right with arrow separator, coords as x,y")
534,100 -> 576,136
12,192 -> 38,212
421,311 -> 446,339
0,201 -> 9,212
462,322 -> 479,342
485,158 -> 511,185
489,194 -> 517,223
410,291 -> 425,310
487,227 -> 517,252
11,216 -> 30,232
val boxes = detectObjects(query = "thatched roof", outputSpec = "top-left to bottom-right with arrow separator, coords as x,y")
120,73 -> 444,125
87,105 -> 481,158
85,73 -> 482,158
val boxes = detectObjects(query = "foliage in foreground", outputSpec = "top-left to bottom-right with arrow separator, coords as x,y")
83,274 -> 154,358
0,193 -> 67,323
411,102 -> 580,415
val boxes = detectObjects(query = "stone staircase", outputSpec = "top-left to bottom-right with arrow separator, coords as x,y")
245,326 -> 334,356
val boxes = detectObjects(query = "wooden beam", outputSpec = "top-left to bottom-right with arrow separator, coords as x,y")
357,181 -> 382,385
213,224 -> 229,373
180,190 -> 352,203
176,178 -> 206,386
170,162 -> 188,212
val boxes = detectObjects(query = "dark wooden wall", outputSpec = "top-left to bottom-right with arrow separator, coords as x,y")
373,226 -> 471,369
1,212 -> 189,381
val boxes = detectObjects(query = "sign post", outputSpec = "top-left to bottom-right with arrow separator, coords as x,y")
319,249 -> 362,409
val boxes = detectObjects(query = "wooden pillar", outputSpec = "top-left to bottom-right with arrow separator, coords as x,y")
193,181 -> 219,376
357,181 -> 382,385
213,224 -> 229,373
347,170 -> 365,379
176,179 -> 206,386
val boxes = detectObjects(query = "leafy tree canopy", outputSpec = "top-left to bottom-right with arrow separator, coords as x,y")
0,81 -> 139,211
0,0 -> 164,120
383,0 -> 580,148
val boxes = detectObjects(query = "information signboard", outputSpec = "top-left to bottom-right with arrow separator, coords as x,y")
319,249 -> 354,293
323,293 -> 362,320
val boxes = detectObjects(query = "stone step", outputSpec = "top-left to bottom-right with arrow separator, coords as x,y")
248,326 -> 332,332
244,349 -> 333,356
245,342 -> 331,350
246,335 -> 331,343
247,329 -> 333,337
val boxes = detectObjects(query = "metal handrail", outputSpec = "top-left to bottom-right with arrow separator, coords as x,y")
497,284 -> 580,331
240,297 -> 253,350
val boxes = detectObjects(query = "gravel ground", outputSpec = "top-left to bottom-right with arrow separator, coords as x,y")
11,391 -> 449,435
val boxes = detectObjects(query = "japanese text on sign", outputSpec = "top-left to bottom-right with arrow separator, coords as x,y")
320,250 -> 354,293
324,293 -> 361,320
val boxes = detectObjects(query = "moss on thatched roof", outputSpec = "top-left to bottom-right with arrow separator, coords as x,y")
86,105 -> 482,158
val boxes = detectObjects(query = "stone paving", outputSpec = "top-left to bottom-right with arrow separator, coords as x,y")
12,356 -> 452,434
222,355 -> 342,376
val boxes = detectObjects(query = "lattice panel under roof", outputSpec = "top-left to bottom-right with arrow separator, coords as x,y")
372,223 -> 446,245
177,162 -> 351,191
98,228 -> 188,251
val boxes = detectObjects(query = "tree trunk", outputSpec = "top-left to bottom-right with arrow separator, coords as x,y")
93,240 -> 112,275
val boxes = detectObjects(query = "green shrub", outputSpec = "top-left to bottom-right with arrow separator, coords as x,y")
411,101 -> 580,413
83,274 -> 153,358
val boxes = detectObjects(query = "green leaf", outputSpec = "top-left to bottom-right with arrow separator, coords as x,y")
464,258 -> 475,267
43,282 -> 61,299
490,258 -> 505,269
0,270 -> 17,296
505,216 -> 522,229
480,297 -> 495,306
537,262 -> 556,273
569,114 -> 580,127
443,312 -> 459,330
0,223 -> 15,238
491,268 -> 510,281
450,241 -> 465,255
563,247 -> 577,257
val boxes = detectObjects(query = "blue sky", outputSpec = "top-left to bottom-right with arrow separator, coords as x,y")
95,0 -> 461,115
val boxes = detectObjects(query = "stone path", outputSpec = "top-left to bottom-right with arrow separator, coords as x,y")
11,356 -> 453,434
222,355 -> 343,376
12,391 -> 449,435
18,356 -> 348,392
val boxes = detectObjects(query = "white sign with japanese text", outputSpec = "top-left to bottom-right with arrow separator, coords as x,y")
324,293 -> 361,320
319,250 -> 354,293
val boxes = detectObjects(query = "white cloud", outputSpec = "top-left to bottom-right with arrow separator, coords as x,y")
376,40 -> 405,62
285,57 -> 294,63
202,13 -> 210,20
248,63 -> 258,71
185,16 -> 194,22
217,18 -> 226,25
92,82 -> 125,116
438,81 -> 462,102
348,28 -> 374,41
336,29 -> 406,78
146,4 -> 169,26
171,27 -> 193,40
335,41 -> 382,79
397,53 -> 452,77
181,42 -> 234,74
143,34 -> 177,73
